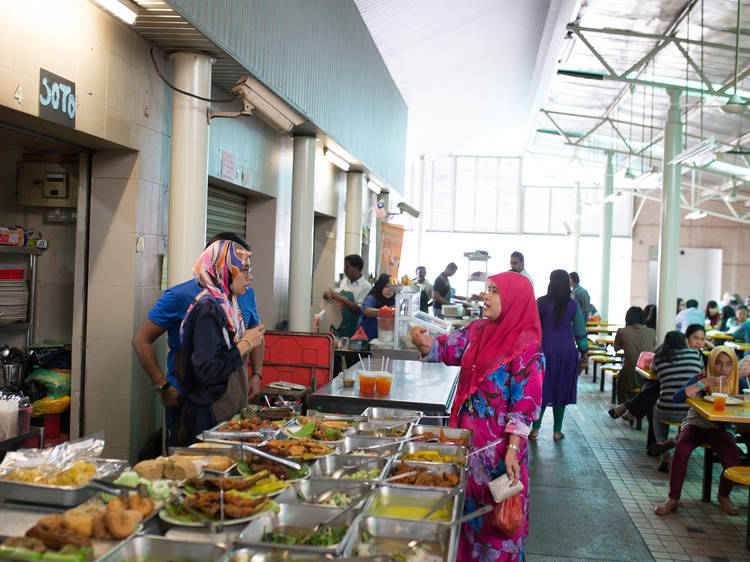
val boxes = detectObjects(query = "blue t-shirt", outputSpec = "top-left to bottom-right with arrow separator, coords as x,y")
147,279 -> 259,391
358,294 -> 378,340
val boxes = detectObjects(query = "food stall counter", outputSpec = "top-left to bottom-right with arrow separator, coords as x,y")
308,359 -> 460,425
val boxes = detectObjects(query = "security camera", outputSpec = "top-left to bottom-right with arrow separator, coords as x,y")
229,75 -> 304,132
397,201 -> 420,218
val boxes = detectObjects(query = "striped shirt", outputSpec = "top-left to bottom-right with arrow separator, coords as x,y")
653,348 -> 703,413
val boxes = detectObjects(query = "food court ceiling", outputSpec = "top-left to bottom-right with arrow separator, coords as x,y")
357,0 -> 750,224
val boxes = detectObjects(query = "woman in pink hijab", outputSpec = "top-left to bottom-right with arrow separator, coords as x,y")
412,272 -> 543,561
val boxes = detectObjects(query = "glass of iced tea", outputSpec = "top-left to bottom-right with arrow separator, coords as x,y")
376,372 -> 392,395
359,371 -> 376,394
713,392 -> 728,412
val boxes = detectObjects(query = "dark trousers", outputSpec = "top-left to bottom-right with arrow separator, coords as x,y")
624,380 -> 660,451
668,424 -> 740,500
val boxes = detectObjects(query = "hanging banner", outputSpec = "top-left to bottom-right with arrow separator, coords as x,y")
379,223 -> 404,278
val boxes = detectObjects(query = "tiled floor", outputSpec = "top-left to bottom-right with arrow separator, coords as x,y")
530,372 -> 750,562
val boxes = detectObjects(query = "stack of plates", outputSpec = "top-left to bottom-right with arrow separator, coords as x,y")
0,270 -> 28,324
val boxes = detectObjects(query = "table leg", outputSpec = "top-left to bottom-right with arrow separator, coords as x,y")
592,362 -> 598,383
745,489 -> 750,549
702,447 -> 713,503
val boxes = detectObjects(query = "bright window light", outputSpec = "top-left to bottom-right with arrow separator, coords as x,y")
684,210 -> 708,220
92,0 -> 138,24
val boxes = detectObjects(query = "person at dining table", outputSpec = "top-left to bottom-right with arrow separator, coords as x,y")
726,304 -> 748,332
411,272 -> 543,561
613,306 -> 657,404
705,300 -> 721,329
609,324 -> 708,454
648,330 -> 704,471
654,346 -> 748,516
179,240 -> 265,444
675,299 -> 704,333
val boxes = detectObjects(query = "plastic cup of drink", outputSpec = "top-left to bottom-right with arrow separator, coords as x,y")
375,372 -> 393,395
743,388 -> 750,405
713,392 -> 728,412
359,371 -> 376,394
342,370 -> 355,387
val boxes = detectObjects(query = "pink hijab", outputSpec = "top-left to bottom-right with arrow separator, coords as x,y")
449,272 -> 542,426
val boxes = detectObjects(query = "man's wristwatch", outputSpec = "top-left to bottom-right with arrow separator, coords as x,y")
697,381 -> 705,390
155,381 -> 171,396
250,372 -> 263,381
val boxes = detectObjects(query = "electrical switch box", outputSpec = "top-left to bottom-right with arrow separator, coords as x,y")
16,161 -> 78,207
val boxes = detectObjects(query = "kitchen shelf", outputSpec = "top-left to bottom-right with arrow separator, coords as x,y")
0,246 -> 45,255
0,246 -> 44,345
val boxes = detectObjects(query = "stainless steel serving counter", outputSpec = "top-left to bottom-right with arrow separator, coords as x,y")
308,359 -> 460,424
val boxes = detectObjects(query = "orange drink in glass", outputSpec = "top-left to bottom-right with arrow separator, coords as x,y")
359,371 -> 376,394
376,372 -> 393,395
713,392 -> 727,412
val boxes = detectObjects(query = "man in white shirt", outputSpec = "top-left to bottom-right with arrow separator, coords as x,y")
323,254 -> 371,337
509,251 -> 534,287
674,299 -> 705,333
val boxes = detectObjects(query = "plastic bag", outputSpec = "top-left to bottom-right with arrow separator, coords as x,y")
636,351 -> 655,371
32,395 -> 71,415
26,367 -> 70,398
489,494 -> 523,536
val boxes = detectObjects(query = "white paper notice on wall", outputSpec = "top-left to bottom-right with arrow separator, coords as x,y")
221,150 -> 235,182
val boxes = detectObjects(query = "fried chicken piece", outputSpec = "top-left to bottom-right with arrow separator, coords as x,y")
62,512 -> 94,538
92,512 -> 113,540
26,523 -> 92,550
37,514 -> 65,531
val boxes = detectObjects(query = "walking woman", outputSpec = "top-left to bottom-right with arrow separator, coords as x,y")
530,269 -> 587,441
411,272 -> 543,561
180,240 -> 264,444
655,346 -> 748,516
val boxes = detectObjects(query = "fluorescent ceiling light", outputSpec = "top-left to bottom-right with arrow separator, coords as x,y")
366,179 -> 382,194
668,137 -> 717,166
92,0 -> 138,24
684,210 -> 708,220
323,147 -> 350,171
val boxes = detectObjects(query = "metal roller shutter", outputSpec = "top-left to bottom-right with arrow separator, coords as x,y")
206,185 -> 247,244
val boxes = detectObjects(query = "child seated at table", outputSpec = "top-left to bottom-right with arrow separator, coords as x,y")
655,346 -> 748,516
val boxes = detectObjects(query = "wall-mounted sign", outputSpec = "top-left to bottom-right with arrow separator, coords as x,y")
39,68 -> 76,128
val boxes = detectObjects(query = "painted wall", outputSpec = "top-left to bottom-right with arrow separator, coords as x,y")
630,199 -> 750,308
166,0 -> 408,192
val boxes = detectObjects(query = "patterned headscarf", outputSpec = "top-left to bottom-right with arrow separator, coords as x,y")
180,240 -> 251,343
706,345 -> 739,395
449,272 -> 542,426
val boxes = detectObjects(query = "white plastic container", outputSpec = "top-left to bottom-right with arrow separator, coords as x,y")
0,399 -> 18,441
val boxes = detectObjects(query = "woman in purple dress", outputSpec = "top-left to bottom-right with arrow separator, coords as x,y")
411,271 -> 543,561
530,269 -> 588,441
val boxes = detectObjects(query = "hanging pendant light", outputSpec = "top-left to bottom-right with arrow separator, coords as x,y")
722,0 -> 747,114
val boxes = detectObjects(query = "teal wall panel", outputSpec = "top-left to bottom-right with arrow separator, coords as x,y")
166,0 -> 407,193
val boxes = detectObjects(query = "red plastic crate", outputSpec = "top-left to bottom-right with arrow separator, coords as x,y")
0,269 -> 24,280
258,331 -> 333,391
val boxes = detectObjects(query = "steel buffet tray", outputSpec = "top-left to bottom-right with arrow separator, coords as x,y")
362,485 -> 463,523
236,503 -> 360,555
274,478 -> 371,507
410,424 -> 473,447
0,458 -> 124,507
361,406 -> 423,422
99,534 -> 228,562
344,515 -> 458,561
339,436 -> 404,457
397,441 -> 470,464
309,454 -> 390,482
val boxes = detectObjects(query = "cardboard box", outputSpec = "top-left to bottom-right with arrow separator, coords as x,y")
0,226 -> 24,246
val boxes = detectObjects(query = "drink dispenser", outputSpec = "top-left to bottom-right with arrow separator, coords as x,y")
393,286 -> 421,349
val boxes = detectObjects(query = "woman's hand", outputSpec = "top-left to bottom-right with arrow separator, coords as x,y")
410,326 -> 433,355
703,375 -> 727,388
505,447 -> 521,486
240,323 -> 265,355
578,352 -> 588,375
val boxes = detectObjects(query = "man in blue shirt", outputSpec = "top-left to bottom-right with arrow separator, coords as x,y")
132,233 -> 264,446
675,299 -> 705,333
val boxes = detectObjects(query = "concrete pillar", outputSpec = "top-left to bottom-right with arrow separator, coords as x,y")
288,136 -> 317,332
344,172 -> 364,255
600,152 -> 614,321
167,53 -> 212,286
573,181 -> 581,273
656,89 -> 683,341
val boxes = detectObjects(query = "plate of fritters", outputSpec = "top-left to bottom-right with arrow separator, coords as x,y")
261,439 -> 334,460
